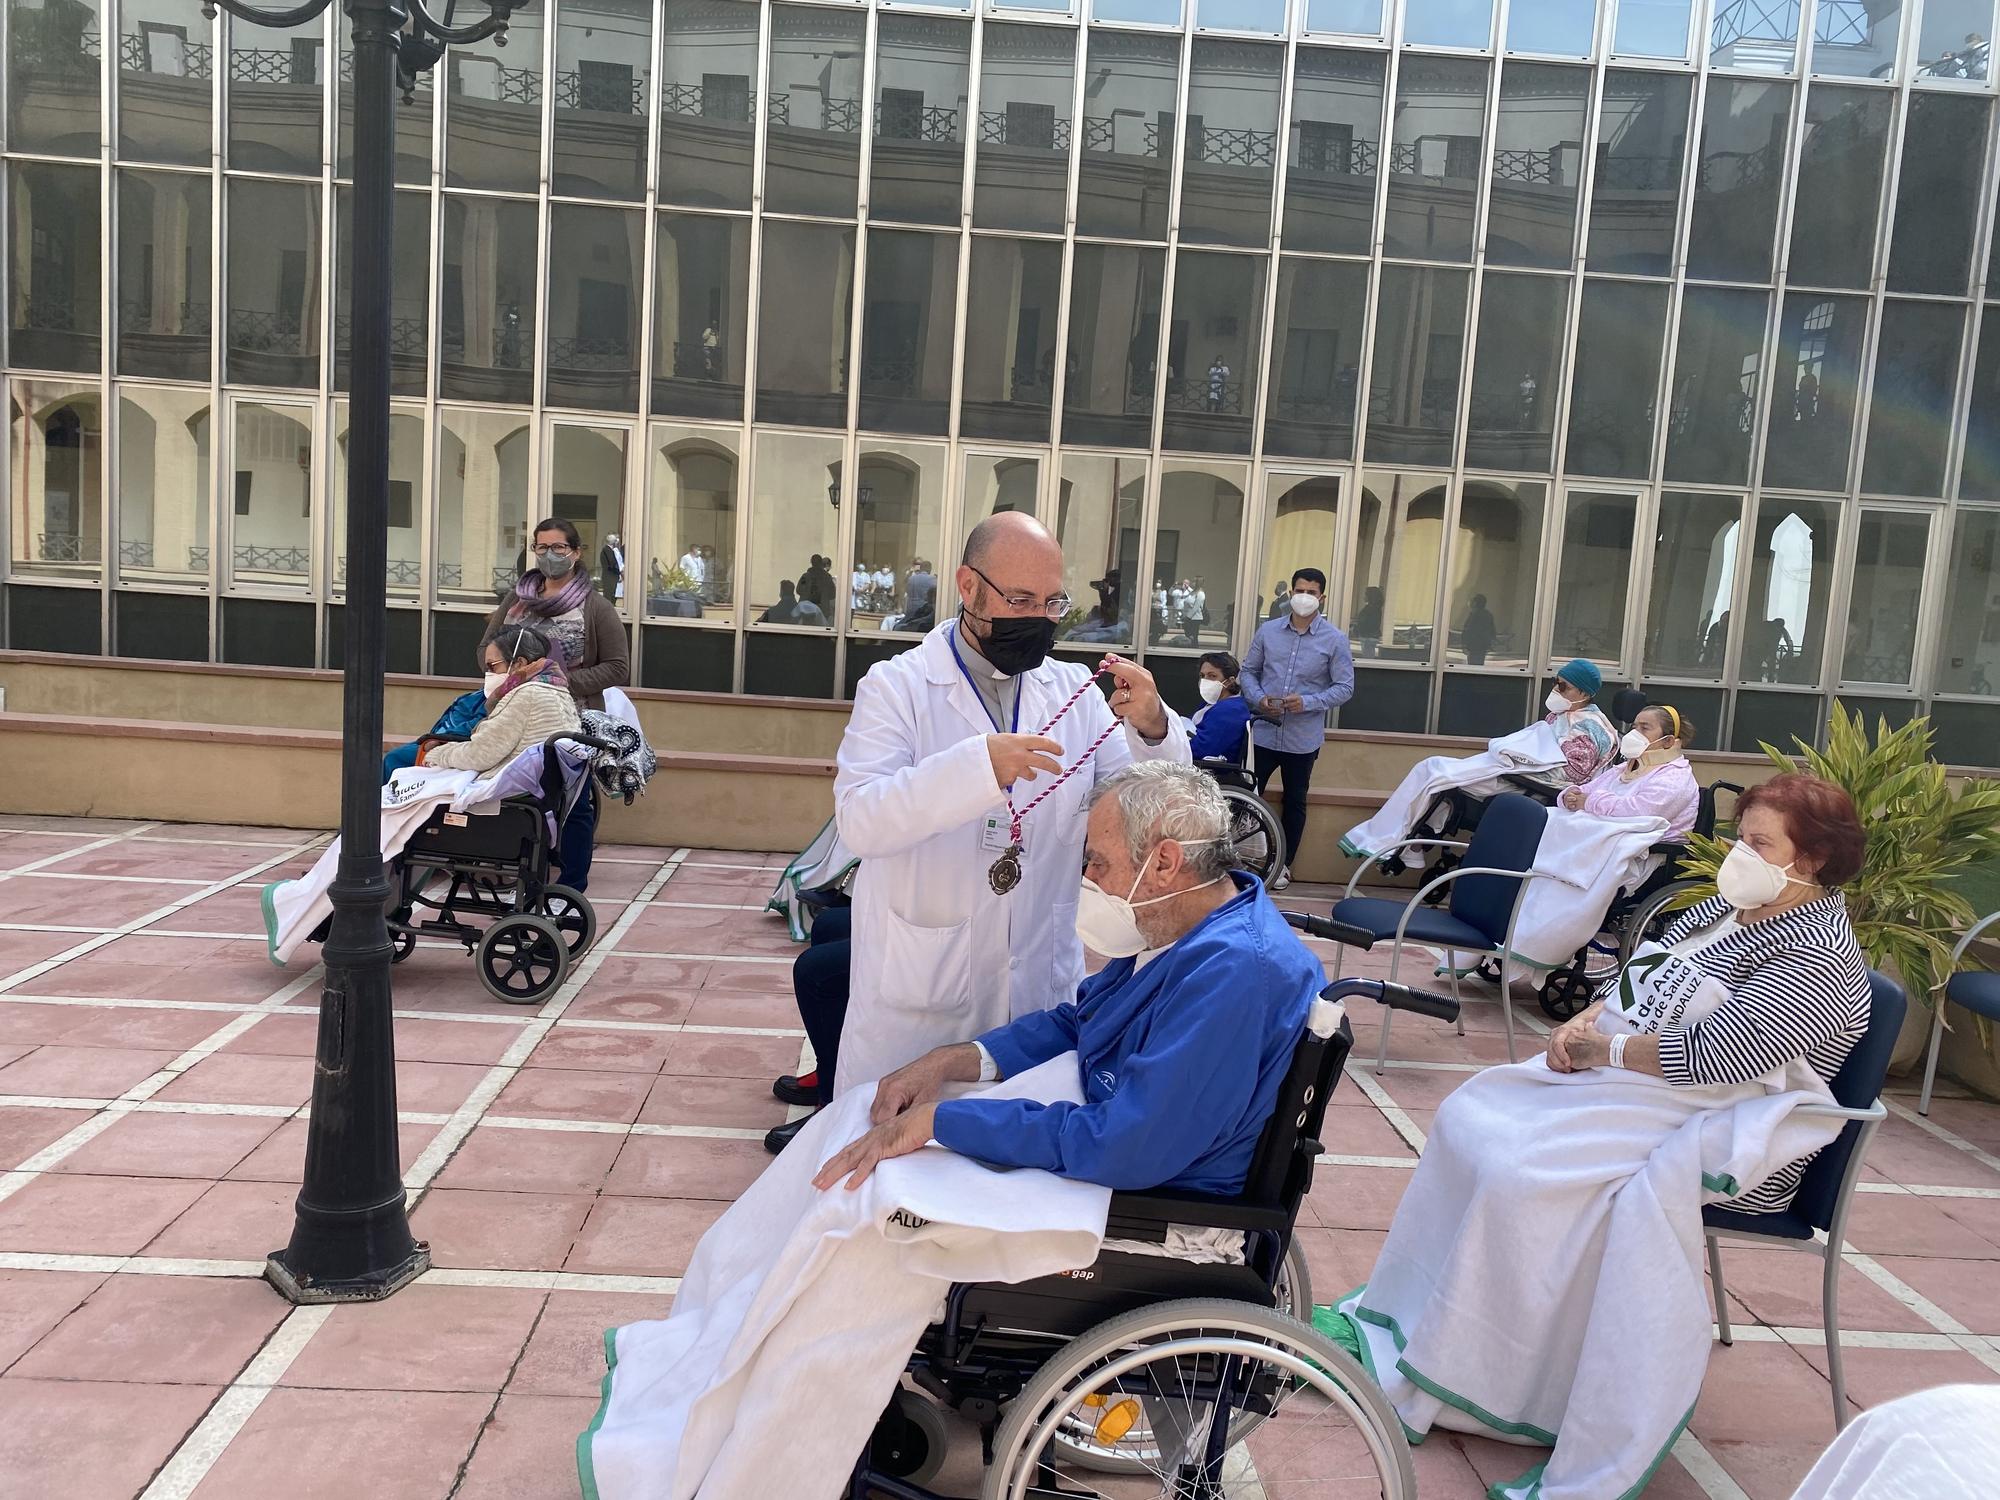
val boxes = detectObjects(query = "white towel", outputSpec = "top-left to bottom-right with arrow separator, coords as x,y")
1341,723 -> 1566,862
578,1055 -> 1109,1500
1788,1384 -> 2000,1499
766,815 -> 859,943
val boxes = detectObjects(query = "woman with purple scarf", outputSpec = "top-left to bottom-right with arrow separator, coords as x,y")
485,517 -> 631,892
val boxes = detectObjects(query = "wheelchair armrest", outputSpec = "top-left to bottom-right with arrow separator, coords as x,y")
1104,1187 -> 1296,1238
1498,772 -> 1560,803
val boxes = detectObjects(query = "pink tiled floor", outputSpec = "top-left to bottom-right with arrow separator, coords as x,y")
0,823 -> 1995,1500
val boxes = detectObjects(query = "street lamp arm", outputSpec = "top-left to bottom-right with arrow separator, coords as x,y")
199,0 -> 337,29
405,0 -> 521,48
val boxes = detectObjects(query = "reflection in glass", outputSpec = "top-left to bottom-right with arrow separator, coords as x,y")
8,162 -> 103,374
756,221 -> 855,428
1446,480 -> 1544,670
1707,0 -> 1799,69
1383,55 -> 1488,263
1402,0 -> 1492,49
1786,86 -> 1890,290
647,424 -> 738,622
849,441 -> 948,634
961,237 -> 1063,443
334,188 -> 428,397
1265,258 -> 1367,462
1508,0 -> 1595,54
859,229 -> 959,436
546,427 -> 628,610
7,0 -> 103,155
1486,64 -> 1587,269
1742,498 -> 1836,687
1063,244 -> 1166,448
1644,490 -> 1743,681
433,409 -> 532,607
440,195 -> 538,406
1094,0 -> 1179,23
1162,252 -> 1262,456
1841,511 -> 1926,686
117,387 -> 211,588
1935,511 -> 2000,695
550,0 -> 650,200
1587,71 -> 1690,275
653,212 -> 751,422
658,0 -> 758,212
1149,465 -> 1245,650
445,13 -> 544,192
119,0 -> 213,166
1686,79 -> 1791,283
765,6 -> 865,218
1365,265 -> 1469,467
1887,94 -> 1989,296
1915,0 -> 1993,80
546,205 -> 643,412
227,10 -> 324,174
1180,40 -> 1283,249
1665,287 -> 1767,487
1551,490 -> 1635,664
7,380 -> 103,577
1282,48 -> 1384,256
1351,471 -> 1448,663
229,401 -> 314,591
1075,31 -> 1179,242
1306,0 -> 1383,31
1054,453 -> 1145,647
959,453 -> 1042,566
1196,0 -> 1285,29
330,404 -> 425,600
337,4 -> 430,184
871,15 -> 971,227
1465,272 -> 1565,472
1862,300 -> 1963,497
1565,279 -> 1667,479
1812,0 -> 1900,76
1762,294 -> 1865,492
1964,318 -> 2000,502
1612,0 -> 1692,56
973,24 -> 1075,234
225,178 -> 320,388
118,171 -> 211,384
1259,474 -> 1341,628
749,432 -> 843,628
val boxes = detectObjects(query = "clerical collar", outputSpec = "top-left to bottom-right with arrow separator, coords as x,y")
955,623 -> 1006,679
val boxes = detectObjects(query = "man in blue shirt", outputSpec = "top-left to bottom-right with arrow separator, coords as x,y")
1237,567 -> 1355,889
813,762 -> 1323,1197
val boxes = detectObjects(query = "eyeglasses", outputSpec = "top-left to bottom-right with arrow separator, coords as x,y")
969,564 -> 1072,620
535,543 -> 576,557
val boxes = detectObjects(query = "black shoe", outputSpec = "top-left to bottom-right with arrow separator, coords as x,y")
764,1112 -> 815,1155
773,1070 -> 820,1107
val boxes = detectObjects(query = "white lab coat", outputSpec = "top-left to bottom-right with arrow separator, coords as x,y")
832,623 -> 1190,1094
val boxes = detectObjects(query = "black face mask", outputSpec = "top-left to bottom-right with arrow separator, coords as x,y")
967,608 -> 1058,676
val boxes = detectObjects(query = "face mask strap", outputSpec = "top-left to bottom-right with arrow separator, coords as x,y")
1124,838 -> 1230,907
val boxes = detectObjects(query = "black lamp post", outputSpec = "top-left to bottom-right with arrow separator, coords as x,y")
203,0 -> 525,1304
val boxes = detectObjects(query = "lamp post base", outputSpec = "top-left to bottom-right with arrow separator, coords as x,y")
265,1241 -> 431,1305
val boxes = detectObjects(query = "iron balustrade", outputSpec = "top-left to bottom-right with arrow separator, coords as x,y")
233,544 -> 312,573
670,340 -> 726,380
450,58 -> 540,105
228,308 -> 310,350
1292,136 -> 1377,175
120,299 -> 215,336
1163,376 -> 1248,416
876,100 -> 958,142
1188,126 -> 1276,169
334,313 -> 430,355
977,111 -> 1070,152
547,335 -> 635,371
661,80 -> 757,122
555,68 -> 647,116
36,533 -> 96,563
120,33 -> 215,78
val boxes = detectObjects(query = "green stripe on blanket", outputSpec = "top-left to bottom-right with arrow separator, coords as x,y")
576,1326 -> 619,1500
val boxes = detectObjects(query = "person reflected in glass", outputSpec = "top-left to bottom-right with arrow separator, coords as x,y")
1268,580 -> 1290,621
1351,584 -> 1385,658
1461,593 -> 1498,666
761,578 -> 827,627
798,554 -> 838,617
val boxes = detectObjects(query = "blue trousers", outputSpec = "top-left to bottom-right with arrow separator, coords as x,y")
558,779 -> 599,893
796,906 -> 851,1106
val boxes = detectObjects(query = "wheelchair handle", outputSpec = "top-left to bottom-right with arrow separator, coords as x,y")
545,731 -> 621,755
1320,974 -> 1461,1023
1283,909 -> 1380,949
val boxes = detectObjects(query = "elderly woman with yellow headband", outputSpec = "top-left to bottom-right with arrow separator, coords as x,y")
1558,703 -> 1700,838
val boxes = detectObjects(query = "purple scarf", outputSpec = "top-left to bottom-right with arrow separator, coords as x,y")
509,568 -> 593,621
491,655 -> 571,708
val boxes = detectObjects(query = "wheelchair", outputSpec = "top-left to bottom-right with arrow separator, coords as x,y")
1197,756 -> 1288,889
847,972 -> 1461,1500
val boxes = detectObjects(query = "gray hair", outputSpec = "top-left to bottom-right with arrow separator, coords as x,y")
1088,762 -> 1237,883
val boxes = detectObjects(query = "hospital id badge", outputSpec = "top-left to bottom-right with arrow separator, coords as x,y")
980,815 -> 1024,854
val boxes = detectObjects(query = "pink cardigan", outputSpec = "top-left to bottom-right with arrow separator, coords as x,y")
1577,755 -> 1700,839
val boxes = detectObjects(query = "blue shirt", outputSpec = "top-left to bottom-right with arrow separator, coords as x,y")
931,875 -> 1322,1194
1238,613 -> 1355,755
1188,694 -> 1254,763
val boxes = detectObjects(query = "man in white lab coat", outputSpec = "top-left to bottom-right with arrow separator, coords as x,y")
829,512 -> 1191,1096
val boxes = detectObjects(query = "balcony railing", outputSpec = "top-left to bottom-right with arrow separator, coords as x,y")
860,355 -> 919,393
439,312 -> 533,371
1163,377 -> 1248,416
37,533 -> 96,564
876,102 -> 958,143
661,81 -> 757,122
119,33 -> 214,79
119,540 -> 156,569
451,61 -> 541,106
16,292 -> 92,334
555,69 -> 647,116
337,558 -> 422,587
1594,153 -> 1679,192
978,111 -> 1070,152
1293,138 -> 1377,175
230,46 -> 320,86
547,335 -> 635,371
233,544 -> 311,573
228,309 -> 309,351
1189,126 -> 1276,169
669,341 -> 727,380
120,299 -> 213,336
334,313 -> 430,356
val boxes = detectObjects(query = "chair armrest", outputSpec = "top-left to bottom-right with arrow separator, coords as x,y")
1105,1187 -> 1295,1237
1343,838 -> 1468,899
1788,1101 -> 1887,1125
1949,911 -> 2000,969
1498,773 -> 1560,803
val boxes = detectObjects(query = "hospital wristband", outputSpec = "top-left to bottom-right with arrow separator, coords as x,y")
1608,1033 -> 1629,1070
973,1042 -> 999,1083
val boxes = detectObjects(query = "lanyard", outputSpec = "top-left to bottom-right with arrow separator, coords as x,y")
946,624 -> 1021,737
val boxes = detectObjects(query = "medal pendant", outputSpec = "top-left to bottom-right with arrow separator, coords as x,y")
988,845 -> 1024,896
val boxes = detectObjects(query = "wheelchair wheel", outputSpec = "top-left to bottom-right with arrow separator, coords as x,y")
538,884 -> 598,959
1538,963 -> 1597,1021
389,927 -> 416,965
476,914 -> 571,1005
868,1388 -> 948,1487
1616,879 -> 1706,969
1218,786 -> 1287,888
988,1299 -> 1414,1500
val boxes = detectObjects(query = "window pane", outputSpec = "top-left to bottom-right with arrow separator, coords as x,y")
336,4 -> 431,185
1265,257 -> 1367,461
1351,470 -> 1449,662
1259,474 -> 1341,628
117,387 -> 210,587
1915,0 -> 1994,80
1094,0 -> 1179,23
1963,316 -> 2000,501
330,404 -> 425,601
1306,0 -> 1382,29
1055,453 -> 1145,647
646,424 -> 737,621
1935,510 -> 2000,695
1507,0 -> 1595,54
1664,286 -> 1767,486
1742,497 -> 1836,686
765,5 -> 864,218
8,162 -> 102,375
1565,279 -> 1667,478
225,178 -> 320,388
1282,48 -> 1384,256
1076,32 -> 1179,242
1588,71 -> 1690,276
658,0 -> 757,212
333,188 -> 428,397
227,14 -> 323,174
1687,79 -> 1791,283
1147,463 -> 1244,650
117,171 -> 211,384
1862,300 -> 1963,496
119,0 -> 213,166
859,229 -> 958,436
1550,488 -> 1635,663
1486,63 -> 1587,269
445,18 -> 544,192
1643,490 -> 1742,680
1365,264 -> 1469,467
749,432 -> 842,627
961,237 -> 1062,443
1811,0 -> 1900,76
959,452 -> 1042,564
548,425 -> 629,609
1179,40 -> 1281,249
1762,292 -> 1865,491
1613,0 -> 1692,57
434,409 -> 532,607
546,204 -> 643,412
973,23 -> 1074,234
1403,0 -> 1492,48
871,15 -> 970,228
1062,244 -> 1165,447
1162,251 -> 1262,456
1384,56 -> 1487,262
850,440 -> 947,634
756,221 -> 855,427
1841,511 -> 1926,685
1707,0 -> 1800,69
1465,271 -> 1565,471
8,380 -> 103,578
653,211 -> 750,421
228,401 -> 314,591
1786,85 -> 1890,290
1886,94 -> 1989,296
1197,0 -> 1285,30
440,196 -> 538,405
7,0 -> 103,155
1445,479 -> 1543,669
547,0 -> 649,200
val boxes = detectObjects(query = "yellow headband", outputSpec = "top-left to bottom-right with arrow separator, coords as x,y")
1662,704 -> 1681,740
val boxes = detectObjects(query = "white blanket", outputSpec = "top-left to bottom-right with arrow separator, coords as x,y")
1338,1057 -> 1842,1500
1341,722 -> 1566,862
766,814 -> 858,943
1789,1384 -> 2000,1499
578,1056 -> 1109,1500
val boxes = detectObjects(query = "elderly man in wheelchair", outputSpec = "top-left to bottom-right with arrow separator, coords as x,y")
579,762 -> 1442,1500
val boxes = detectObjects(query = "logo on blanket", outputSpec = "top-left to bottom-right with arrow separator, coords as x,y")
886,1207 -> 930,1231
1615,947 -> 1709,1034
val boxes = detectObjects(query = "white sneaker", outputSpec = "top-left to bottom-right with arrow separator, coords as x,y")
1271,867 -> 1291,891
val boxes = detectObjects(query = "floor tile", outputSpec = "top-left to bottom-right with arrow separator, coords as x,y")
491,1066 -> 654,1125
1840,1193 -> 2000,1259
431,1124 -> 626,1196
636,1073 -> 788,1130
1690,1342 -> 1836,1445
1859,1119 -> 2000,1191
52,1110 -> 285,1180
1289,1226 -> 1387,1298
1873,1252 -> 2000,1334
0,1268 -> 108,1372
0,876 -> 177,928
0,1172 -> 211,1255
144,1179 -> 301,1260
11,1273 -> 287,1384
0,929 -> 94,972
188,1387 -> 493,1500
524,1027 -> 678,1074
279,1283 -> 546,1393
0,1044 -> 178,1099
1708,1245 -> 1938,1334
659,1030 -> 805,1079
682,990 -> 805,1031
0,1105 -> 87,1169
0,1376 -> 221,1500
1932,1194 -> 2000,1253
603,1135 -> 770,1201
39,844 -> 279,881
48,1004 -> 246,1051
455,1392 -> 602,1500
1701,1437 -> 1833,1500
506,1289 -> 673,1397
1302,1165 -> 1412,1233
0,1000 -> 100,1045
563,1196 -> 727,1278
392,1060 -> 490,1114
225,1119 -> 439,1184
1790,1342 -> 2000,1417
151,1052 -> 315,1108
560,957 -> 705,1027
409,1189 -> 595,1272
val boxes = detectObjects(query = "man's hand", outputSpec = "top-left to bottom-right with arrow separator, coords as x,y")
1279,693 -> 1307,715
871,1044 -> 981,1125
813,1103 -> 938,1192
1259,695 -> 1283,715
988,733 -> 1064,790
1101,655 -> 1168,739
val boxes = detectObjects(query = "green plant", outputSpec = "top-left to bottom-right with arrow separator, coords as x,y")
1665,703 -> 2000,1042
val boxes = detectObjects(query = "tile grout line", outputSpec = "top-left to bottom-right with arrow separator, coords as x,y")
1882,1096 -> 2000,1177
1670,1433 -> 1755,1500
1343,1067 -> 1427,1153
0,821 -> 164,877
1840,1249 -> 2000,1376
